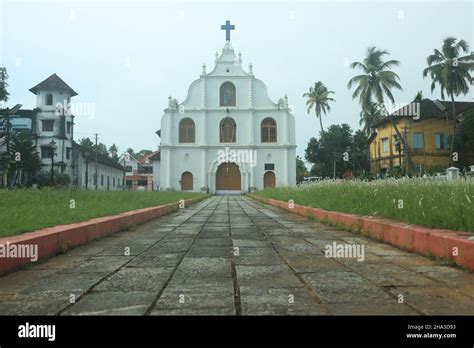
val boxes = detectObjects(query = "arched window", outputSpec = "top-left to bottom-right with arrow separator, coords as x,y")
220,82 -> 236,107
181,172 -> 193,191
261,117 -> 277,143
220,117 -> 236,143
46,94 -> 53,106
179,118 -> 195,143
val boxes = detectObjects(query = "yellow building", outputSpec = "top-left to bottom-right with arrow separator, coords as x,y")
368,100 -> 474,176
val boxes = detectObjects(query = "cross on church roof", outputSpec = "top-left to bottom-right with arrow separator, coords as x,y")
221,20 -> 235,41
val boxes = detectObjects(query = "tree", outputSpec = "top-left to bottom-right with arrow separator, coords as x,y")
413,90 -> 425,102
94,143 -> 108,156
359,102 -> 383,136
352,129 -> 371,174
303,81 -> 335,134
136,149 -> 153,161
454,108 -> 474,170
0,68 -> 9,103
7,132 -> 41,187
347,47 -> 402,108
126,148 -> 136,158
108,144 -> 119,160
347,47 -> 413,171
78,137 -> 108,156
423,37 -> 474,166
296,156 -> 308,184
78,137 -> 94,148
304,124 -> 353,178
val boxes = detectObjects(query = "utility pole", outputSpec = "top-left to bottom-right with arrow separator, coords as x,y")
94,133 -> 98,190
5,111 -> 10,188
85,151 -> 89,189
333,151 -> 336,179
402,127 -> 409,175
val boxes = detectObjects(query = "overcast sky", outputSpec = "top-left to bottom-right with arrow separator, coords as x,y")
1,0 -> 472,159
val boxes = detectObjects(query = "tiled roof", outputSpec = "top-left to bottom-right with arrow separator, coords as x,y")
29,74 -> 78,96
73,142 -> 124,171
374,100 -> 474,127
147,151 -> 161,161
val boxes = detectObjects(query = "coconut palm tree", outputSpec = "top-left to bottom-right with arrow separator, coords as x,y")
347,47 -> 414,172
347,47 -> 402,108
423,37 -> 474,165
413,90 -> 424,102
303,81 -> 335,135
359,102 -> 383,135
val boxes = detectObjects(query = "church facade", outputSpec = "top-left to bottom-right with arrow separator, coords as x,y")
159,33 -> 296,194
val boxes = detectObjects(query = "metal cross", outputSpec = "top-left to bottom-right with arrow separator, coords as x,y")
221,20 -> 235,41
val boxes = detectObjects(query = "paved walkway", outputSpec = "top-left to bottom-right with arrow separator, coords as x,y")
1,196 -> 474,315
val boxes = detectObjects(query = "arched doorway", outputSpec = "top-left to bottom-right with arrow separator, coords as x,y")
264,171 -> 276,189
216,162 -> 241,195
181,172 -> 193,191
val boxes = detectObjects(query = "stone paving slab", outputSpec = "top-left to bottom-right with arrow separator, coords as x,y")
62,291 -> 156,315
1,195 -> 474,315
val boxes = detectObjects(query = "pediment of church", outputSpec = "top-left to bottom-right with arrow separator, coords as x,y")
165,41 -> 286,111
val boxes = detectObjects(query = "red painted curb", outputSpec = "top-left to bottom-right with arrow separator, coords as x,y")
0,196 -> 206,276
250,195 -> 474,271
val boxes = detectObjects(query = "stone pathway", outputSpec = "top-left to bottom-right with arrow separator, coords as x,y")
1,196 -> 474,315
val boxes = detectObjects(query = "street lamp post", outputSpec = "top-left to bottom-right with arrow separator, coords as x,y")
49,140 -> 57,185
84,151 -> 89,189
122,152 -> 129,191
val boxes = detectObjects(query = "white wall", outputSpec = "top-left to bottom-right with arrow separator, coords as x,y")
35,89 -> 74,177
160,42 -> 297,193
75,151 -> 124,190
152,159 -> 160,190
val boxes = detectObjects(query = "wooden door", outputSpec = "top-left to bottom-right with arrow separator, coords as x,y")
216,163 -> 241,191
264,171 -> 275,189
181,172 -> 193,191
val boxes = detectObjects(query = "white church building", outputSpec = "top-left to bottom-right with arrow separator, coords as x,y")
159,22 -> 296,194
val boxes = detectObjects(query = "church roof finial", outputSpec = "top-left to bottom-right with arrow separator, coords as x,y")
220,20 -> 235,42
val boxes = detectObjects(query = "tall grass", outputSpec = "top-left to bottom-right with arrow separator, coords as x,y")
0,189 -> 205,237
255,178 -> 474,232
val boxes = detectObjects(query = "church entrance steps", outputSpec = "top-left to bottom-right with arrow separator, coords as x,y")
215,190 -> 242,196
250,195 -> 474,272
1,196 -> 474,315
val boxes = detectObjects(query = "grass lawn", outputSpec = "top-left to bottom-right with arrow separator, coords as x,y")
254,178 -> 474,233
0,189 -> 207,237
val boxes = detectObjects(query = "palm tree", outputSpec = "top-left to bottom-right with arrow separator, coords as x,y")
347,47 -> 414,172
423,37 -> 474,166
303,81 -> 335,135
359,102 -> 383,135
413,90 -> 424,102
347,47 -> 402,108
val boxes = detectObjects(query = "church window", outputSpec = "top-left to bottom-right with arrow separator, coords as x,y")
42,120 -> 54,132
220,82 -> 236,107
261,118 -> 277,143
179,118 -> 195,143
41,146 -> 53,159
46,94 -> 53,106
220,117 -> 236,143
